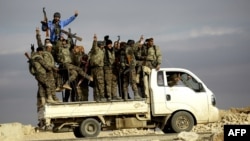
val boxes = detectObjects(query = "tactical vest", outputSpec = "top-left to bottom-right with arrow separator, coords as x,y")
57,45 -> 72,64
104,47 -> 115,67
43,51 -> 55,67
144,45 -> 162,68
89,48 -> 104,67
54,22 -> 61,42
125,46 -> 137,67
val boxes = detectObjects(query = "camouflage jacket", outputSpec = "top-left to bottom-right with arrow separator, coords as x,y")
57,44 -> 72,64
89,40 -> 104,67
125,45 -> 137,68
137,45 -> 162,69
31,53 -> 52,75
43,51 -> 55,68
104,47 -> 115,67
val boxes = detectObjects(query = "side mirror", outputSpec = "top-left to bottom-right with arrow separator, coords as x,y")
198,82 -> 204,92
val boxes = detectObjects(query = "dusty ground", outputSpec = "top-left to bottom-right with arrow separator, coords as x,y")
1,106 -> 250,141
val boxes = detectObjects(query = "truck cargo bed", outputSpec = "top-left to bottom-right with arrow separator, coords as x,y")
38,100 -> 149,119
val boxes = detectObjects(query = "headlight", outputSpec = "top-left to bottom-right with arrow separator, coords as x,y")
211,95 -> 216,106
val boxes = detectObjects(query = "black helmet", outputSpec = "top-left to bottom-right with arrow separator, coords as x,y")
54,12 -> 61,18
106,40 -> 112,45
36,47 -> 43,52
127,40 -> 135,46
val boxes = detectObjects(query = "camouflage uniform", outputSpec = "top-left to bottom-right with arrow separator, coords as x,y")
122,41 -> 141,100
89,40 -> 105,101
31,50 -> 56,108
43,45 -> 60,102
103,41 -> 121,101
72,47 -> 89,101
136,38 -> 162,98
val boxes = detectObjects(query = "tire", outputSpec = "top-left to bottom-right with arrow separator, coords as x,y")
170,111 -> 194,133
73,127 -> 84,138
79,118 -> 101,137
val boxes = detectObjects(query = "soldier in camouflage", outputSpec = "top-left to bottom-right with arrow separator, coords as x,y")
72,45 -> 90,101
103,39 -> 122,101
136,37 -> 162,98
122,40 -> 141,100
43,43 -> 60,102
89,34 -> 106,102
31,47 -> 57,110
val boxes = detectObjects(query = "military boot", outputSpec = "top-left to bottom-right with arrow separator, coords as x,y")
112,95 -> 122,100
52,94 -> 61,102
55,87 -> 64,92
40,97 -> 46,106
134,92 -> 142,100
47,95 -> 56,103
124,91 -> 128,101
63,81 -> 72,90
100,97 -> 107,102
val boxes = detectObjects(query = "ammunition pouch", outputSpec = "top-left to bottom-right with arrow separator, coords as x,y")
151,60 -> 158,68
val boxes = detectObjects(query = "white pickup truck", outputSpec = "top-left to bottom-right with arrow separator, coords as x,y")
38,68 -> 219,138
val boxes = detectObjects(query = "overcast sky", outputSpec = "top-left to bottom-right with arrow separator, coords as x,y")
0,0 -> 250,126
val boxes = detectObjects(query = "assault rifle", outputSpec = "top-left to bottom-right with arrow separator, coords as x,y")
61,29 -> 82,41
41,7 -> 49,37
123,54 -> 133,74
77,54 -> 90,86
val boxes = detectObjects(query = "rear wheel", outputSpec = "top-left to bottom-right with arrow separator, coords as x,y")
79,118 -> 101,137
170,111 -> 194,133
73,127 -> 84,138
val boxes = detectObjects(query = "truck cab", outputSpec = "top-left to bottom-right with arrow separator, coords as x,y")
150,68 -> 219,132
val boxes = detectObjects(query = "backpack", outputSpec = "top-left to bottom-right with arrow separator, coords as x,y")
28,54 -> 42,75
28,59 -> 36,75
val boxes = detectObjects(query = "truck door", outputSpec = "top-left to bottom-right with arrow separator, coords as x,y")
151,70 -> 170,115
164,71 -> 209,122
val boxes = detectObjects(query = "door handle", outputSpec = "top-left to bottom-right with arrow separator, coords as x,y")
166,94 -> 171,101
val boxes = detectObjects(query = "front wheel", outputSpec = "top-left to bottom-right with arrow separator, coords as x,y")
170,111 -> 194,133
79,118 -> 101,137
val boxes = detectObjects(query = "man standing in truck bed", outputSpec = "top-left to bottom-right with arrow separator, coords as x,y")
137,37 -> 162,98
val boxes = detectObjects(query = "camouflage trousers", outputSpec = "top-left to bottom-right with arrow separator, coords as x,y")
91,67 -> 105,100
76,85 -> 89,101
36,73 -> 54,109
104,66 -> 118,98
35,74 -> 53,98
122,68 -> 139,98
47,71 -> 56,92
63,63 -> 90,82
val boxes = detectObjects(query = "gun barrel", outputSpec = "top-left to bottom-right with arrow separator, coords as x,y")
24,52 -> 30,59
61,29 -> 82,41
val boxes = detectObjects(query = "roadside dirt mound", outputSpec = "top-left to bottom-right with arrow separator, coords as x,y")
192,106 -> 250,141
